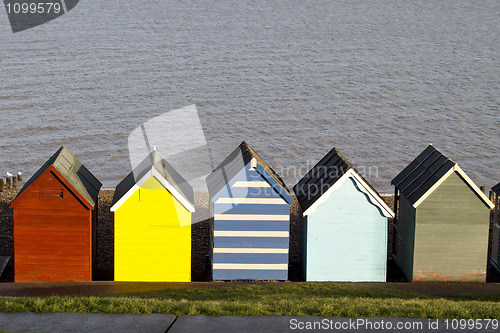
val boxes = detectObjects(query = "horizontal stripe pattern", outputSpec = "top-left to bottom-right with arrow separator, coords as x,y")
214,220 -> 289,232
213,248 -> 288,254
213,187 -> 283,199
214,231 -> 289,237
213,269 -> 288,281
214,214 -> 289,221
213,237 -> 289,248
212,170 -> 290,279
213,263 -> 287,270
214,253 -> 288,264
214,203 -> 290,215
215,198 -> 285,204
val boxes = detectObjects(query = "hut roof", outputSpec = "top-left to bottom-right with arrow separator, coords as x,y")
206,141 -> 292,203
493,183 -> 500,195
12,146 -> 102,208
293,147 -> 393,217
392,144 -> 494,208
110,149 -> 194,212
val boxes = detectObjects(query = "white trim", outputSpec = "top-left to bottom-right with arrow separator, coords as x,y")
151,167 -> 195,212
250,158 -> 257,169
214,231 -> 289,237
110,167 -> 195,213
454,165 -> 494,209
232,181 -> 270,187
215,198 -> 285,204
110,171 -> 151,212
349,170 -> 395,218
213,263 -> 287,270
412,167 -> 454,208
413,165 -> 494,209
303,169 -> 394,218
213,248 -> 288,254
214,214 -> 289,221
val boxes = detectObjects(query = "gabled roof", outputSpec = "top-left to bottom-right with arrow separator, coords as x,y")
111,149 -> 195,212
392,144 -> 494,209
493,183 -> 500,195
293,147 -> 393,218
11,146 -> 102,208
206,141 -> 292,203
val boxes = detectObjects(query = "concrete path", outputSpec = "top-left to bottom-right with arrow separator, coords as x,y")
0,312 -> 175,333
1,313 -> 498,333
170,315 -> 499,333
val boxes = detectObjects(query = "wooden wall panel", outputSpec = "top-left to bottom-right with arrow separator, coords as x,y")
305,177 -> 387,282
114,177 -> 191,282
14,210 -> 92,282
394,195 -> 416,282
413,172 -> 490,281
212,164 -> 290,281
13,168 -> 94,282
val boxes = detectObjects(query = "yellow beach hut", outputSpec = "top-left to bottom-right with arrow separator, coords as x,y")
110,149 -> 195,282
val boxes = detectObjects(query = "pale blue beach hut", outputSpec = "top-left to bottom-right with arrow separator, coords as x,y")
293,147 -> 394,282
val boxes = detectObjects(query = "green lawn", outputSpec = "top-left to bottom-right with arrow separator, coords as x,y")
0,283 -> 499,318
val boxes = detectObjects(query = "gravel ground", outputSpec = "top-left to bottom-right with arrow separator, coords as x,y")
1,188 -> 498,282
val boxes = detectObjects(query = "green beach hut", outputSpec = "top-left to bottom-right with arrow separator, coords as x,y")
392,144 -> 494,282
490,183 -> 500,273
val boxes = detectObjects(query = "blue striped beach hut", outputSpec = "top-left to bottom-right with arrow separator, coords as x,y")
206,142 -> 293,280
293,147 -> 394,282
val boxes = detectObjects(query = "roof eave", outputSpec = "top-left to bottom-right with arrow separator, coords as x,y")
412,165 -> 494,209
303,169 -> 394,218
110,167 -> 195,213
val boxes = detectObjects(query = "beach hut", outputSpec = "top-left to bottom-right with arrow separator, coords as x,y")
207,142 -> 293,280
10,146 -> 102,282
110,149 -> 194,282
392,144 -> 494,282
490,183 -> 500,273
293,147 -> 394,282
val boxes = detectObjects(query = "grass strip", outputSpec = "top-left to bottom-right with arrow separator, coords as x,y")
0,283 -> 498,318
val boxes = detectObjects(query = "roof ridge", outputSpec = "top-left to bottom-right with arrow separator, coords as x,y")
11,146 -> 102,208
206,141 -> 291,199
112,149 -> 194,210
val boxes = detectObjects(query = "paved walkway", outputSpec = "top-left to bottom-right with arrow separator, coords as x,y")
0,313 -> 175,333
0,313 -> 498,333
0,282 -> 499,332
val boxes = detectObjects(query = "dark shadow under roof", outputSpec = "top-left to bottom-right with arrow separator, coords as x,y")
112,149 -> 194,207
206,141 -> 290,198
391,144 -> 456,205
293,147 -> 386,212
13,146 -> 102,208
493,183 -> 500,195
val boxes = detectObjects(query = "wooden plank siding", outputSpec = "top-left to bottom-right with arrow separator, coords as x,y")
394,195 -> 416,282
113,177 -> 191,282
211,163 -> 291,281
491,190 -> 500,267
413,172 -> 490,281
293,148 -> 393,282
492,224 -> 500,265
12,169 -> 94,282
304,177 -> 388,282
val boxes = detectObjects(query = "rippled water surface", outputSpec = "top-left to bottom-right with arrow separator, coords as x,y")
0,0 -> 498,192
